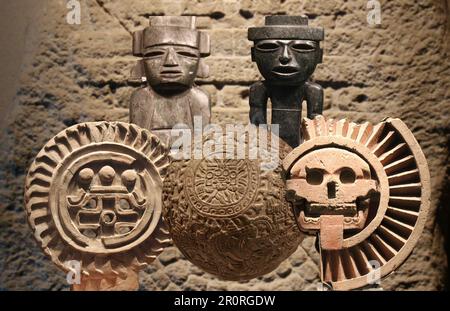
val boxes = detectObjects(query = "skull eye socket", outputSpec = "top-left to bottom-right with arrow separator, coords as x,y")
340,168 -> 356,184
306,168 -> 323,185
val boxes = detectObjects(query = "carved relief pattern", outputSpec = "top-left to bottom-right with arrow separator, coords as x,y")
24,122 -> 172,278
185,159 -> 259,217
283,116 -> 431,290
67,165 -> 147,242
163,129 -> 303,281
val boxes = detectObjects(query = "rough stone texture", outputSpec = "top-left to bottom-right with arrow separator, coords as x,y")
162,127 -> 302,282
0,0 -> 449,290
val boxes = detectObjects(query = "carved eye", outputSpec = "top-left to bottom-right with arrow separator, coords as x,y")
144,50 -> 165,58
340,168 -> 356,184
176,50 -> 199,58
306,168 -> 323,185
256,42 -> 280,52
291,43 -> 316,52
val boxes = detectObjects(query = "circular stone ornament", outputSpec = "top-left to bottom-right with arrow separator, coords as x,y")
283,116 -> 431,290
163,126 -> 303,281
24,122 -> 171,278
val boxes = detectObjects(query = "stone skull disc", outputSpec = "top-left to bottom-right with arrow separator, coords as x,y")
163,125 -> 304,281
283,116 -> 430,290
24,122 -> 171,278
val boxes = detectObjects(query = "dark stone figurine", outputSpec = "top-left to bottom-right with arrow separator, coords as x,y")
248,15 -> 324,147
129,16 -> 211,145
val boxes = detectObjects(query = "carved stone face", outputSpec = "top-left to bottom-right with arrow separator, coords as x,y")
253,39 -> 320,85
143,44 -> 200,92
289,148 -> 378,229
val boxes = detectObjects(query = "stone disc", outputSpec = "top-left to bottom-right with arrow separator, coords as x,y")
283,116 -> 430,290
24,122 -> 171,278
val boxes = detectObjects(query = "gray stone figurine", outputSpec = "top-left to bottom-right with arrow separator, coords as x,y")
129,16 -> 211,145
248,15 -> 324,147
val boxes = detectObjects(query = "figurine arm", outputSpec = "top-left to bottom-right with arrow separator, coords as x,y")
249,82 -> 268,125
191,87 -> 211,126
129,88 -> 154,130
305,81 -> 324,119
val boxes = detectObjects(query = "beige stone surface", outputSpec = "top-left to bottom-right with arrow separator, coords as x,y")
23,122 -> 172,290
0,0 -> 449,290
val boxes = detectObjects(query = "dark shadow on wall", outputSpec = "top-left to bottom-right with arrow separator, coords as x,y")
437,134 -> 450,291
442,0 -> 450,48
439,0 -> 450,291
447,0 -> 450,32
0,0 -> 46,133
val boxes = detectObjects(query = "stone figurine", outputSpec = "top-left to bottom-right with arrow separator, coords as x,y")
129,16 -> 211,145
248,15 -> 324,147
283,116 -> 430,290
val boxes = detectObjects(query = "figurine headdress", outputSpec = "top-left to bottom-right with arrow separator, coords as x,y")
248,15 -> 324,63
130,16 -> 211,83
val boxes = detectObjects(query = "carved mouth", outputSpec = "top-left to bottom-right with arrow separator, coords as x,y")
160,70 -> 183,78
297,197 -> 371,230
306,203 -> 358,217
272,66 -> 300,76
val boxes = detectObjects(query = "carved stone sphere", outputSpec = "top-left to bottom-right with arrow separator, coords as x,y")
162,126 -> 303,281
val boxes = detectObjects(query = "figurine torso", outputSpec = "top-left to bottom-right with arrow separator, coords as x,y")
130,86 -> 210,145
250,80 -> 323,147
264,81 -> 306,109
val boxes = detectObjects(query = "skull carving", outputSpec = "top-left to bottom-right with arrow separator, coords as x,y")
283,116 -> 431,289
286,147 -> 379,249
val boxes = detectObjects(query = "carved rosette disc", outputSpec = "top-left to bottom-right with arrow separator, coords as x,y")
283,116 -> 430,290
25,122 -> 171,278
163,126 -> 303,281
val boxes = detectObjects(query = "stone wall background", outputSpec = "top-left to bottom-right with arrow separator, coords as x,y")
0,0 -> 449,290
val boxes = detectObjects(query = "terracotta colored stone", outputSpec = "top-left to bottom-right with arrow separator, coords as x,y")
284,116 -> 431,290
72,269 -> 139,291
320,215 -> 345,251
24,122 -> 172,290
287,147 -> 379,239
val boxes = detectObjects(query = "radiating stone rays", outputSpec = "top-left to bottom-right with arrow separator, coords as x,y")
24,122 -> 172,289
284,116 -> 430,290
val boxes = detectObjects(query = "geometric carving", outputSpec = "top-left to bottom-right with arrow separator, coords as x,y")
163,126 -> 303,281
24,122 -> 171,285
283,116 -> 431,290
185,159 -> 260,218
